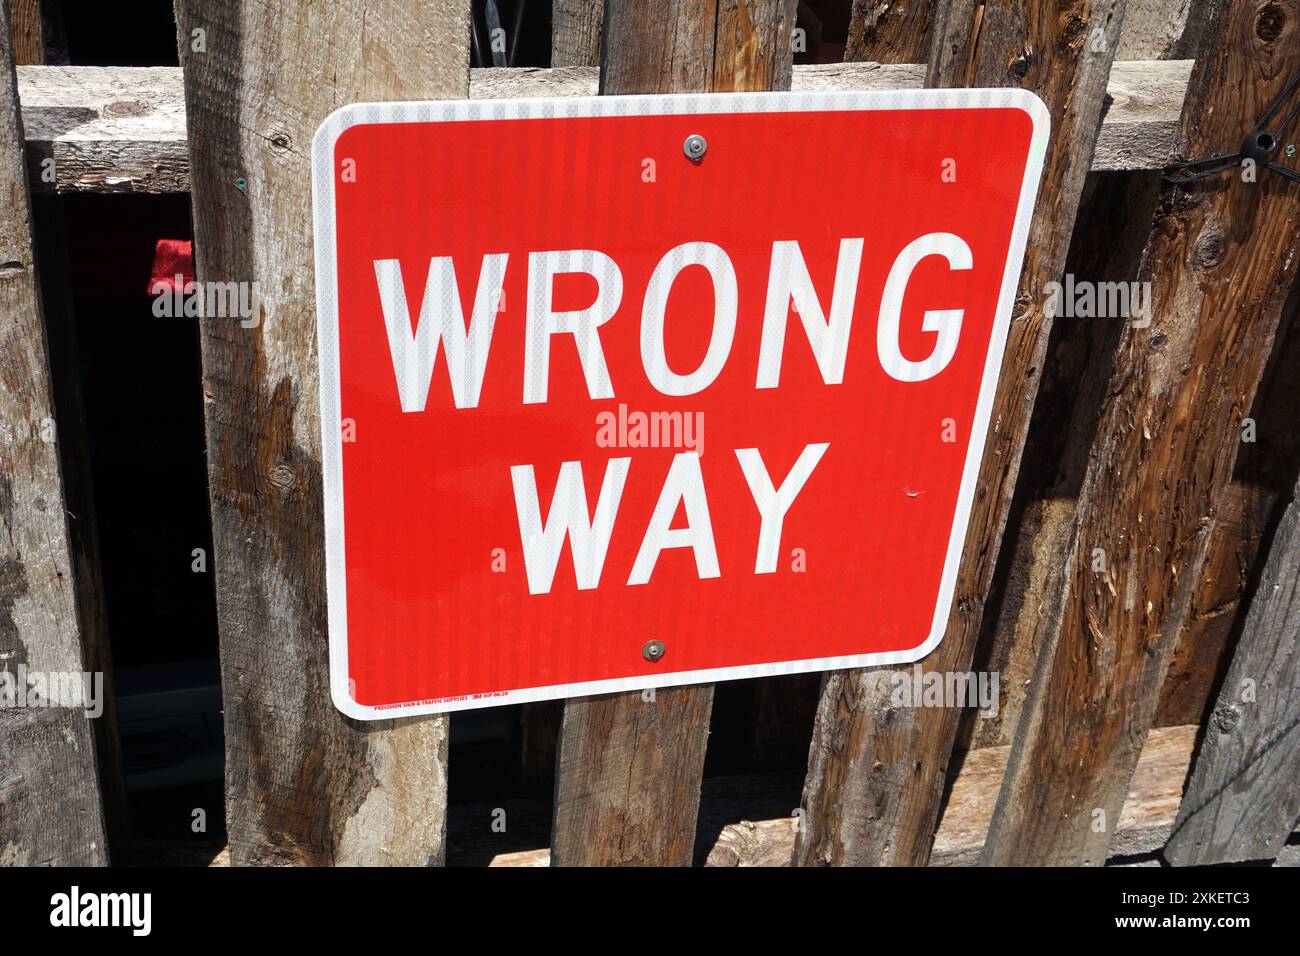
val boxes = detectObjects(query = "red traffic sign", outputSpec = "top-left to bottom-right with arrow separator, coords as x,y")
312,90 -> 1047,718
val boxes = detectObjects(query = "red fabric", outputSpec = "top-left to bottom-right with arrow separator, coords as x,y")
148,238 -> 193,294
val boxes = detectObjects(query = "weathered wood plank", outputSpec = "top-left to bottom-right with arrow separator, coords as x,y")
1156,287 -> 1300,727
793,0 -> 1129,868
1115,0 -> 1212,59
1092,58 -> 1194,171
845,0 -> 934,63
551,0 -> 603,67
552,687 -> 716,866
983,0 -> 1300,866
18,65 -> 189,193
965,53 -> 1290,752
11,59 -> 1192,194
29,193 -> 128,840
173,0 -> 470,866
599,0 -> 797,95
549,0 -> 798,867
1163,468 -> 1300,865
962,169 -> 1163,752
9,0 -> 39,65
0,0 -> 110,867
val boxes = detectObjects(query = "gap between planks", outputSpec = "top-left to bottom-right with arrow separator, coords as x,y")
137,723 -> 1298,867
490,724 -> 1213,866
14,59 -> 1193,193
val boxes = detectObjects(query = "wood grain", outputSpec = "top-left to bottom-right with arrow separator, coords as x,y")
549,0 -> 798,867
793,0 -> 1129,867
29,193 -> 127,839
600,0 -> 797,95
983,0 -> 1300,866
551,0 -> 603,67
1116,0 -> 1212,59
961,170 -> 1163,751
0,0 -> 109,866
1163,469 -> 1300,865
9,0 -> 39,65
17,65 -> 190,193
1156,285 -> 1300,727
845,0 -> 933,63
552,687 -> 716,865
173,0 -> 470,866
11,60 -> 1192,195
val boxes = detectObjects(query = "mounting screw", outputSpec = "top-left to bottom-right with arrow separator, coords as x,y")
683,134 -> 707,162
642,639 -> 666,663
1288,144 -> 1297,157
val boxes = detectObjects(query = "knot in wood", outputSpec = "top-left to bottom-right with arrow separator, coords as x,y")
267,463 -> 297,492
1062,14 -> 1088,48
266,127 -> 294,155
1256,3 -> 1286,42
1008,48 -> 1033,81
1212,704 -> 1240,734
1193,228 -> 1226,270
102,100 -> 152,118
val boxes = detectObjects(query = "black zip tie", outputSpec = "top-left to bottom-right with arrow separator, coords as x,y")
1164,64 -> 1300,186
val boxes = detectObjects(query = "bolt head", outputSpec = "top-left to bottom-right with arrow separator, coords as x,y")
683,134 -> 707,162
642,639 -> 666,662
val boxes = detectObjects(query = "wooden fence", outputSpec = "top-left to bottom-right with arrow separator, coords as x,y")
0,0 -> 1297,867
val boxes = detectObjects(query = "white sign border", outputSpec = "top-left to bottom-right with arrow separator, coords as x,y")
312,88 -> 1049,719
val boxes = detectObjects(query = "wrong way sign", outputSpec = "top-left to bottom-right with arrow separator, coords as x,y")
312,90 -> 1047,718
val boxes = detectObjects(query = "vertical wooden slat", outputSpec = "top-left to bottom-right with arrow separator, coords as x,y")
549,0 -> 798,867
1163,466 -> 1300,865
0,0 -> 110,865
553,685 -> 715,866
8,0 -> 40,65
793,0 -> 1128,866
961,170 -> 1162,752
19,0 -> 126,843
1155,284 -> 1300,728
963,16 -> 1291,752
983,0 -> 1300,866
172,0 -> 471,866
963,5 -> 1223,754
844,0 -> 933,64
1115,0 -> 1212,59
29,196 -> 128,839
15,0 -> 127,835
552,0 -> 603,67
